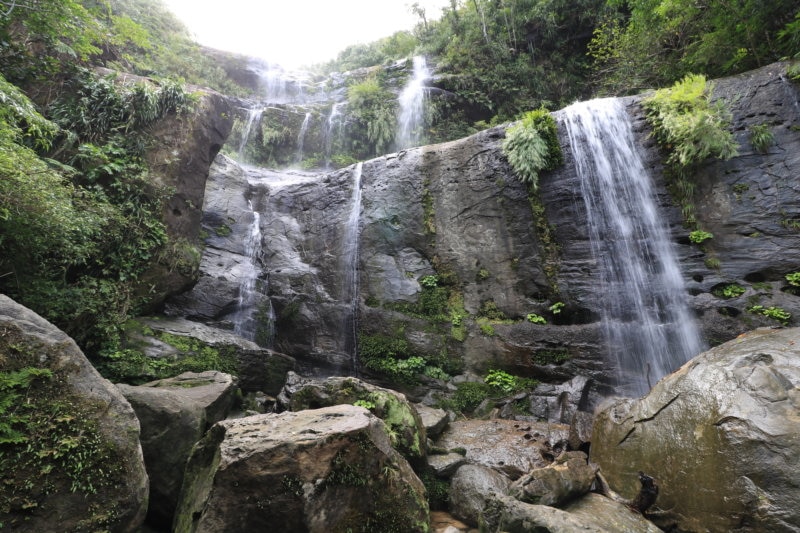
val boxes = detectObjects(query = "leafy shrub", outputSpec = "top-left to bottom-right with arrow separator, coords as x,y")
643,74 -> 738,168
452,381 -> 492,413
419,274 -> 439,288
713,284 -> 746,299
502,108 -> 563,190
786,272 -> 800,287
484,369 -> 517,395
749,124 -> 774,154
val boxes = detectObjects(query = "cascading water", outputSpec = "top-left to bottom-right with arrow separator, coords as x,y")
339,162 -> 363,373
231,201 -> 270,342
237,107 -> 263,164
324,102 -> 344,168
295,112 -> 311,165
563,98 -> 705,396
396,56 -> 431,150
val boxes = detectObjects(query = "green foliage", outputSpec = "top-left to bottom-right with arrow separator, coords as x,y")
353,399 -> 377,410
451,381 -> 491,413
0,331 -> 126,527
320,31 -> 419,73
358,334 -> 429,384
484,369 -> 538,395
713,284 -> 746,299
479,300 -> 507,321
548,302 -> 565,315
689,230 -> 714,244
502,108 -> 563,190
526,313 -> 547,325
749,124 -> 775,154
346,76 -> 397,158
643,74 -> 738,168
590,0 -> 800,94
419,274 -> 439,288
478,320 -> 495,337
747,305 -> 792,325
786,272 -> 800,287
531,349 -> 571,365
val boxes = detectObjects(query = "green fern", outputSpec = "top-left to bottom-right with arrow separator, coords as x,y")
502,108 -> 563,190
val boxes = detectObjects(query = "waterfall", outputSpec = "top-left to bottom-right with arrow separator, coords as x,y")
396,56 -> 431,150
563,98 -> 704,396
237,107 -> 263,163
231,200 -> 273,343
324,102 -> 344,168
340,162 -> 363,372
295,112 -> 311,165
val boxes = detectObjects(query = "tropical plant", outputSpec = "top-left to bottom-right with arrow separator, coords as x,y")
689,230 -> 714,244
749,124 -> 774,154
502,108 -> 563,190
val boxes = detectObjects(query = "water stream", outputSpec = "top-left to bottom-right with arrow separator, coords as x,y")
295,112 -> 311,165
324,102 -> 344,168
231,200 -> 270,343
396,56 -> 431,150
339,162 -> 363,373
237,107 -> 263,164
563,98 -> 704,396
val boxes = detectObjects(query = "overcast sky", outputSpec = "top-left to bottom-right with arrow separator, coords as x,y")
162,0 -> 451,69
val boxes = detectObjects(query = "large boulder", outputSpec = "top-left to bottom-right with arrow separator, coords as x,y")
116,371 -> 238,528
591,327 -> 800,532
508,451 -> 597,506
278,372 -> 427,464
174,404 -> 429,532
0,295 -> 148,531
449,464 -> 511,526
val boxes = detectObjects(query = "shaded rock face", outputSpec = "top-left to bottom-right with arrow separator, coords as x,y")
591,327 -> 800,532
174,404 -> 429,533
508,451 -> 598,507
131,317 -> 295,395
167,62 -> 800,401
449,464 -> 511,526
138,88 -> 233,308
116,371 -> 238,528
0,295 -> 148,532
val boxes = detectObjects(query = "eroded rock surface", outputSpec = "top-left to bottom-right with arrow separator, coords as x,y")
591,327 -> 800,532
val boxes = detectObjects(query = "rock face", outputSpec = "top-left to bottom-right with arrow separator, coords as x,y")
0,295 -> 148,531
174,404 -> 429,533
591,327 -> 800,532
166,62 -> 800,403
138,86 -> 233,308
116,371 -> 238,528
508,451 -> 597,506
129,317 -> 295,394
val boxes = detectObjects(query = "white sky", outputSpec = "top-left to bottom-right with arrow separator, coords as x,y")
162,0 -> 451,69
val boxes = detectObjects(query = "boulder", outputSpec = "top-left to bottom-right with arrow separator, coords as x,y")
415,402 -> 450,438
427,453 -> 468,478
449,464 -> 511,527
173,404 -> 429,532
591,327 -> 800,532
278,372 -> 427,464
0,295 -> 148,531
508,451 -> 597,506
116,371 -> 238,528
434,419 -> 569,479
481,492 -> 661,533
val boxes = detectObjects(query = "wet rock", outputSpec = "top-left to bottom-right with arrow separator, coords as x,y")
0,295 -> 148,532
427,452 -> 468,478
591,327 -> 800,532
449,464 -> 511,526
173,404 -> 429,532
116,371 -> 238,528
508,451 -> 597,506
277,372 -> 426,464
567,410 -> 594,452
434,419 -> 570,478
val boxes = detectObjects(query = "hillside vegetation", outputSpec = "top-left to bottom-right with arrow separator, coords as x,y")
0,0 -> 798,369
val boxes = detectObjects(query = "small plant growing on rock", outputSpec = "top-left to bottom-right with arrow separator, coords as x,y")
786,272 -> 800,287
526,313 -> 547,324
502,108 -> 563,190
689,230 -> 713,244
747,305 -> 791,325
484,369 -> 518,395
713,283 -> 746,299
548,302 -> 565,314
